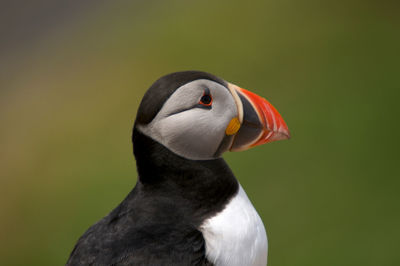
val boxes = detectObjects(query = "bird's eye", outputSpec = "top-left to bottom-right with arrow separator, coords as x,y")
199,93 -> 212,106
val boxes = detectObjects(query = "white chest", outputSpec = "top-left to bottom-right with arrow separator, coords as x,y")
200,185 -> 268,266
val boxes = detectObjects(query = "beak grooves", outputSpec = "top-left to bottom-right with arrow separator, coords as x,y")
240,87 -> 290,146
228,83 -> 290,151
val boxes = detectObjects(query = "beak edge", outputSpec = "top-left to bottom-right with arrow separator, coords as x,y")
236,86 -> 290,148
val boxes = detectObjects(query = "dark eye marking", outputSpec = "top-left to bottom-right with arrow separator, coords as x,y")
198,88 -> 212,108
167,89 -> 213,117
200,94 -> 212,105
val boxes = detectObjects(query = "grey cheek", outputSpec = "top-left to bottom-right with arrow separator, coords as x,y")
161,115 -> 225,160
214,135 -> 234,157
137,80 -> 238,160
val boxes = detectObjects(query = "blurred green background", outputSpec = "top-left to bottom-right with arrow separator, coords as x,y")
1,1 -> 399,265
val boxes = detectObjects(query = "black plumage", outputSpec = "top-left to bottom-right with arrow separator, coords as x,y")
66,72 -> 238,266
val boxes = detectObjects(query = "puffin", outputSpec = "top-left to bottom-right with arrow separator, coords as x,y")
66,71 -> 290,266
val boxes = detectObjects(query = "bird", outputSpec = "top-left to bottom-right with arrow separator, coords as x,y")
66,71 -> 290,266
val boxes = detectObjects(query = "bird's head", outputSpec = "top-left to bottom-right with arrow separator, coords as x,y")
134,71 -> 290,160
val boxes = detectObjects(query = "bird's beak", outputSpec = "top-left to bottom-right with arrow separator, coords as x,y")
227,83 -> 290,151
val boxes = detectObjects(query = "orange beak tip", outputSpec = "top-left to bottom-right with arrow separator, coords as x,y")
228,83 -> 291,151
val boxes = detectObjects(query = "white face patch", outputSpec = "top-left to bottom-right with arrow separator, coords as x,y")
200,184 -> 268,266
138,79 -> 238,160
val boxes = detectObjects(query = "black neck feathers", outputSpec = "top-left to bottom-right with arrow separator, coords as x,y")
131,128 -> 238,224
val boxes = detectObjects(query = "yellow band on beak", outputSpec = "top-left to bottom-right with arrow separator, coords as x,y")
225,117 -> 241,135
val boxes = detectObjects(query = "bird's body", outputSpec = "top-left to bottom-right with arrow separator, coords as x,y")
201,185 -> 268,266
67,71 -> 289,266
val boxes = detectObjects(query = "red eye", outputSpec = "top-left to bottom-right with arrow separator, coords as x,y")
199,93 -> 212,106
